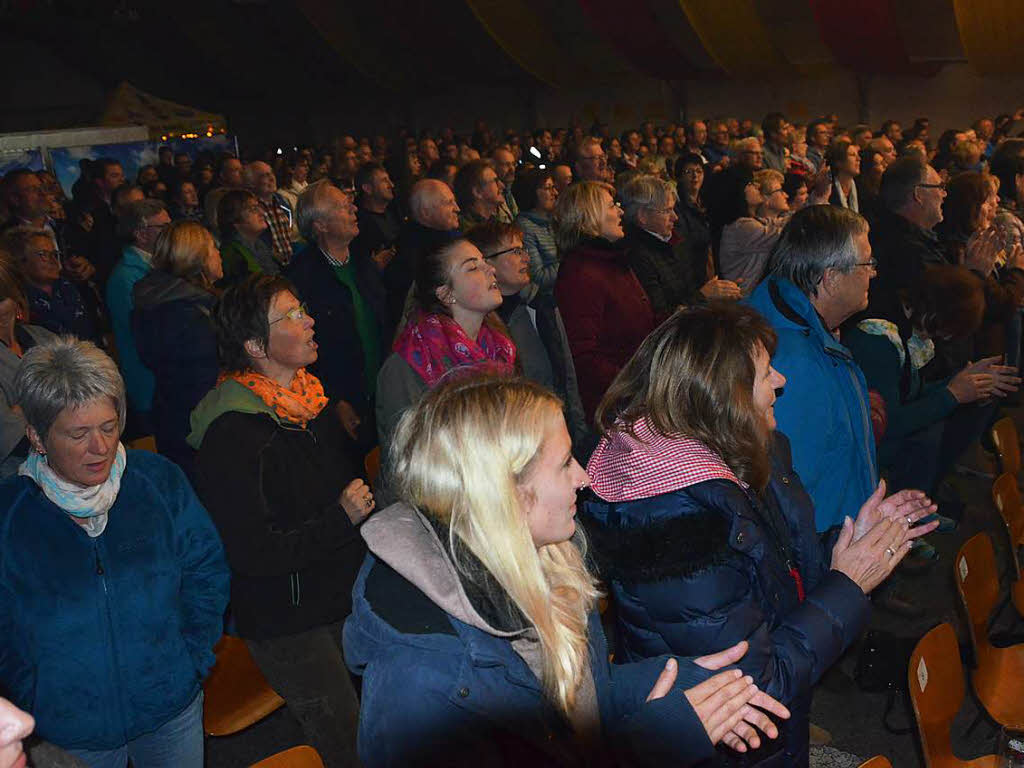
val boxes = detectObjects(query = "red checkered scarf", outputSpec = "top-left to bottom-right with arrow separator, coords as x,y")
587,417 -> 744,502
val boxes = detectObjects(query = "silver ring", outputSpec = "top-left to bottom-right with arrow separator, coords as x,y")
906,516 -> 913,525
885,547 -> 896,558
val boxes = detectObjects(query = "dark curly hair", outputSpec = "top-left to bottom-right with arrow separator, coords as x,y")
212,274 -> 299,373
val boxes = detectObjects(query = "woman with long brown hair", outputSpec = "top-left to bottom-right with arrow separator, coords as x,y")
582,302 -> 937,767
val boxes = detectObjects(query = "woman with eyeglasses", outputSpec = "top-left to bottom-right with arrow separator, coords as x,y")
216,189 -> 276,286
512,167 -> 560,299
189,275 -> 370,766
553,181 -> 655,421
3,226 -> 98,343
132,220 -> 222,476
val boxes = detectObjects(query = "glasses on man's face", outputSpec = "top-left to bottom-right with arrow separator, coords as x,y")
916,182 -> 946,191
29,248 -> 60,262
853,258 -> 878,269
485,246 -> 528,260
270,303 -> 309,324
581,154 -> 607,168
647,205 -> 675,215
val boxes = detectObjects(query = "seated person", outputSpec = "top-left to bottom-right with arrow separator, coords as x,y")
190,275 -> 372,765
0,337 -> 228,768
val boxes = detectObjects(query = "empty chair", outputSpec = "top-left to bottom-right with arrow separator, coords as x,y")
203,635 -> 285,736
991,417 -> 1021,476
250,745 -> 325,768
954,533 -> 1024,728
992,472 -> 1024,580
908,623 -> 998,767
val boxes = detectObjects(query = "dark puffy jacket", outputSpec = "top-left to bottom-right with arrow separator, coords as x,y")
555,237 -> 655,420
622,222 -> 700,321
0,450 -> 229,751
582,433 -> 871,767
132,270 -> 219,476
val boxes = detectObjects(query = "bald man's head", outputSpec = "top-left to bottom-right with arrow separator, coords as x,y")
410,179 -> 460,230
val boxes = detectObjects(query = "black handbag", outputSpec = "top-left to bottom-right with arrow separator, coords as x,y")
853,629 -> 920,735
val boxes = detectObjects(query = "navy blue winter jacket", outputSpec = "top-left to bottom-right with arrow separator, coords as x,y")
583,433 -> 871,767
343,504 -> 725,768
0,450 -> 229,751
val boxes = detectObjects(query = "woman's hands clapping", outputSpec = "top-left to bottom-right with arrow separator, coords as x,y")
645,640 -> 790,753
948,356 -> 1021,404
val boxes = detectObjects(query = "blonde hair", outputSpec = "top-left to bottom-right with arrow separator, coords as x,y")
390,376 -> 599,716
753,169 -> 784,196
552,180 -> 616,253
152,220 -> 214,284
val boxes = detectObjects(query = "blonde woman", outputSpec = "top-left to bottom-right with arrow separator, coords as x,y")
132,220 -> 223,475
553,181 -> 655,420
344,376 -> 790,767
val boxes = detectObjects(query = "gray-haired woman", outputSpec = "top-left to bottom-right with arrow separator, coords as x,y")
0,337 -> 229,768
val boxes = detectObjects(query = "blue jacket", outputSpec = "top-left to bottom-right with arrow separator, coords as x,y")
583,433 -> 871,767
106,245 -> 155,412
746,277 -> 877,532
343,505 -> 719,768
0,450 -> 229,751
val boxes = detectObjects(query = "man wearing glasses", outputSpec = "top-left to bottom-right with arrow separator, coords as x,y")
866,155 -> 947,318
573,136 -> 609,183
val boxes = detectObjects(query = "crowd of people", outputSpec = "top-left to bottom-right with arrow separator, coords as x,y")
1,105 -> 1024,768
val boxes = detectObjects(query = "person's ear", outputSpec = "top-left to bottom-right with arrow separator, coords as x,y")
25,424 -> 45,455
244,338 -> 266,360
436,283 -> 456,306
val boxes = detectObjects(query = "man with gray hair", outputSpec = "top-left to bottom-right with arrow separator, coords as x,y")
285,181 -> 391,448
387,179 -> 460,321
746,205 -> 879,537
243,160 -> 293,267
105,199 -> 169,435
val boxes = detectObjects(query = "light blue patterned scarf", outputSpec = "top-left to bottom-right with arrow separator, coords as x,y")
19,443 -> 127,537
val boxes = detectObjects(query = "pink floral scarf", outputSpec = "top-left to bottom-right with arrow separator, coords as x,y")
394,311 -> 516,387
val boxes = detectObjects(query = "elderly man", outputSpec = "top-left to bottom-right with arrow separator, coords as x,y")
867,156 -> 947,318
552,163 -> 573,194
573,136 -> 609,183
243,161 -> 293,267
386,179 -> 460,320
761,113 -> 791,173
492,147 -> 518,223
106,199 -> 169,435
286,181 -> 391,448
453,160 -> 504,231
868,136 -> 898,169
746,206 -> 879,537
216,156 -> 243,188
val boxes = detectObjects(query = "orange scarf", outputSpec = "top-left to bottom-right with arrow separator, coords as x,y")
222,367 -> 328,428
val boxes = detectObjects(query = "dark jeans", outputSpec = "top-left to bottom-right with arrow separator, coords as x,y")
246,622 -> 361,768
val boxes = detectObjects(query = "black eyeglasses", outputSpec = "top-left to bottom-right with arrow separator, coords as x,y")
853,258 -> 878,269
916,182 -> 946,191
484,246 -> 527,260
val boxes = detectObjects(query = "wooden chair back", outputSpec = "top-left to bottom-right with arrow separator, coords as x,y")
908,623 -> 965,768
992,472 -> 1024,579
203,635 -> 285,736
250,746 -> 325,768
955,533 -> 1000,661
856,758 -> 892,768
992,417 -> 1021,476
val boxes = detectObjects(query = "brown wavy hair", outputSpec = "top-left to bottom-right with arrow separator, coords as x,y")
596,301 -> 777,491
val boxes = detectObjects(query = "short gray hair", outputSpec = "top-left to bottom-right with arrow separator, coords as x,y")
295,179 -> 336,241
117,198 -> 166,238
767,205 -> 869,297
15,337 -> 126,441
620,174 -> 676,224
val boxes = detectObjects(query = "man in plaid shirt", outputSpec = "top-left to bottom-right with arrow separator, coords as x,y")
243,161 -> 293,267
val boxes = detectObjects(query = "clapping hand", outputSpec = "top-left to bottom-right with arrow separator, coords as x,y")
645,641 -> 790,753
852,479 -> 938,543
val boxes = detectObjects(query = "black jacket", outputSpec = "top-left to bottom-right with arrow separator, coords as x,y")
622,223 -> 700,320
193,402 -> 366,640
866,208 -> 948,318
285,245 -> 392,421
132,270 -> 218,476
